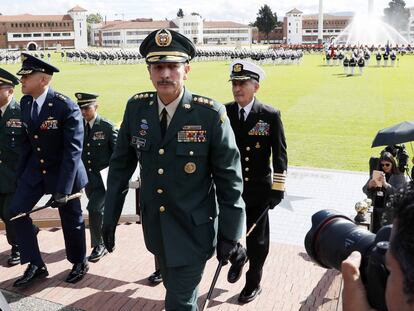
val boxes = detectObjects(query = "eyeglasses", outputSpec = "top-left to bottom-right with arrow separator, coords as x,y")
381,163 -> 391,168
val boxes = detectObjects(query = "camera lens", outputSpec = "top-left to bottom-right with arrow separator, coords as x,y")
304,209 -> 376,270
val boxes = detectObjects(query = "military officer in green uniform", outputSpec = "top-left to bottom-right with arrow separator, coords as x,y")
77,92 -> 118,262
0,68 -> 22,266
103,28 -> 246,311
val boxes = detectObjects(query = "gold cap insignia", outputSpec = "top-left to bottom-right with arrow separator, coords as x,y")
233,63 -> 243,73
184,162 -> 196,174
155,29 -> 172,47
77,94 -> 82,99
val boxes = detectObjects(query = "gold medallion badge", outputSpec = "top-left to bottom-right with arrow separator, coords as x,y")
184,162 -> 196,174
233,63 -> 243,73
155,29 -> 172,47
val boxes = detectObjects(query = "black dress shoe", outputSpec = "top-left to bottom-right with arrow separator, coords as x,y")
88,244 -> 108,263
66,262 -> 89,283
227,256 -> 248,283
238,286 -> 262,303
13,264 -> 48,287
7,247 -> 20,266
147,269 -> 162,284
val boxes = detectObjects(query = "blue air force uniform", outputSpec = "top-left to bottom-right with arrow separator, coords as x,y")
10,55 -> 88,269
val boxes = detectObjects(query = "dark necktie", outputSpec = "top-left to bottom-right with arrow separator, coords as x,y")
32,100 -> 39,125
160,108 -> 168,138
85,122 -> 91,137
239,108 -> 245,124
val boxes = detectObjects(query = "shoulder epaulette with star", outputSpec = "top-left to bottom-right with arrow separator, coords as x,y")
130,92 -> 156,102
192,95 -> 215,109
54,92 -> 68,101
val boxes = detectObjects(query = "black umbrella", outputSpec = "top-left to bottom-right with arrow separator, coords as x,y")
371,121 -> 414,148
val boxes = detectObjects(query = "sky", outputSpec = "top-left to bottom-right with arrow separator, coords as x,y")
1,0 -> 414,24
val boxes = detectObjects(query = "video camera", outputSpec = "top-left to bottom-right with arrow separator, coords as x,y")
382,144 -> 409,174
304,209 -> 391,311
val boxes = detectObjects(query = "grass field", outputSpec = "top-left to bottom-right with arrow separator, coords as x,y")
2,53 -> 414,172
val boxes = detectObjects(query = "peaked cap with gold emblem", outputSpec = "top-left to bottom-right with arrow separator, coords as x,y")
17,52 -> 60,76
139,28 -> 196,64
0,68 -> 19,86
229,60 -> 266,82
75,92 -> 99,108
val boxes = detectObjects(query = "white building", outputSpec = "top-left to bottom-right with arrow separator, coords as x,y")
285,8 -> 303,44
68,5 -> 88,49
91,14 -> 252,48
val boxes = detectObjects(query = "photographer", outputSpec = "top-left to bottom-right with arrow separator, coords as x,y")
363,152 -> 407,232
342,183 -> 414,311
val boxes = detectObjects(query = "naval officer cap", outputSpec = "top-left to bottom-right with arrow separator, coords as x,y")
16,52 -> 60,76
75,92 -> 99,108
0,68 -> 19,86
229,60 -> 266,82
139,28 -> 196,64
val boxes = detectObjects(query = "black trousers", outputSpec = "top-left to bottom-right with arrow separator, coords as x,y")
0,192 -> 18,249
245,201 -> 270,289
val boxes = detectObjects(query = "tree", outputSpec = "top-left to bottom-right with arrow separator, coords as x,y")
87,13 -> 103,46
177,8 -> 184,18
384,0 -> 410,31
87,13 -> 103,24
253,5 -> 278,42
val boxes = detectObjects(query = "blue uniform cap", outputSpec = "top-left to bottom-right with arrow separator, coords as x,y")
16,52 -> 60,76
0,68 -> 19,86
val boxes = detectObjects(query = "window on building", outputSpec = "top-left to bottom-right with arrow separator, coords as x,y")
80,30 -> 82,36
13,34 -> 22,38
33,33 -> 41,37
44,33 -> 51,37
79,22 -> 82,29
62,33 -> 70,36
53,33 -> 61,37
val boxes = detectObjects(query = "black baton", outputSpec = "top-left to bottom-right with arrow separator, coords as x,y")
202,260 -> 223,310
10,192 -> 82,221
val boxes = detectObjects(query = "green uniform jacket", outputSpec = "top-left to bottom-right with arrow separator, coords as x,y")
104,89 -> 245,267
82,115 -> 118,190
0,99 -> 22,194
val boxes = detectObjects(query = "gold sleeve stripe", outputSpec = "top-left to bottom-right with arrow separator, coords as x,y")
272,182 -> 285,191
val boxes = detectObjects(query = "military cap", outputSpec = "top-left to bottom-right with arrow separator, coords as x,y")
229,60 -> 266,82
75,92 -> 99,108
16,52 -> 60,76
0,68 -> 19,86
139,28 -> 195,64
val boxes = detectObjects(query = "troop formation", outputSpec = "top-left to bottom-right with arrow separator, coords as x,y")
61,47 -> 303,66
0,28 -> 287,311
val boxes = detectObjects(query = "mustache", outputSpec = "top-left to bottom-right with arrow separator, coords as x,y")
157,80 -> 175,86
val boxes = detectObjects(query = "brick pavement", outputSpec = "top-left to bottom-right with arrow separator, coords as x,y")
0,166 -> 369,310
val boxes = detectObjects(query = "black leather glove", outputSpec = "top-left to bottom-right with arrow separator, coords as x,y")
102,224 -> 117,252
267,190 -> 284,209
216,239 -> 237,265
47,193 -> 69,208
